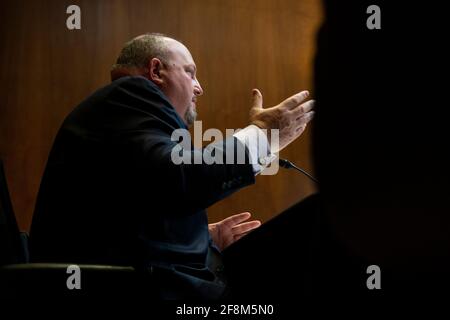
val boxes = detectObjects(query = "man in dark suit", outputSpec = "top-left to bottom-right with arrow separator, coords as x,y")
29,33 -> 314,299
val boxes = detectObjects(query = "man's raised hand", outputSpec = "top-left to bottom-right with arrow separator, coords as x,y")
249,89 -> 315,153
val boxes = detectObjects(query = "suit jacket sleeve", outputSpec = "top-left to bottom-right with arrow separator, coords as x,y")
137,128 -> 256,216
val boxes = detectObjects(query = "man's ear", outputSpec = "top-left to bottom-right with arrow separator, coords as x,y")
148,58 -> 164,85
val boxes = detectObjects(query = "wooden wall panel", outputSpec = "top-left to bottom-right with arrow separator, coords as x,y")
0,0 -> 323,231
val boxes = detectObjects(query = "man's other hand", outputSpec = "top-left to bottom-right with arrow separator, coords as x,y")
209,212 -> 261,251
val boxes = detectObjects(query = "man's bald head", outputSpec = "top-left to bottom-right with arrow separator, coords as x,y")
111,33 -> 176,80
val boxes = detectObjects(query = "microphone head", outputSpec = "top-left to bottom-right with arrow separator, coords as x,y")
279,158 -> 292,168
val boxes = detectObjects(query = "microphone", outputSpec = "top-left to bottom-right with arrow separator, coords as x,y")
279,158 -> 319,184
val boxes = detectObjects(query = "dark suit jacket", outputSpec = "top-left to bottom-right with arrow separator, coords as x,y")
30,76 -> 255,299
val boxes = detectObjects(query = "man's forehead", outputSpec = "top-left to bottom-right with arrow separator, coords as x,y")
165,39 -> 195,66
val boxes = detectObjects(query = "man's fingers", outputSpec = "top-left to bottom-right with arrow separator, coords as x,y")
232,220 -> 261,235
295,124 -> 306,135
295,110 -> 315,124
292,100 -> 315,117
222,212 -> 252,227
290,125 -> 306,142
251,89 -> 263,110
293,111 -> 315,136
234,233 -> 248,242
280,90 -> 309,110
304,110 -> 315,122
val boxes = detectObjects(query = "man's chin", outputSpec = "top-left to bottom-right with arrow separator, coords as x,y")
185,108 -> 197,127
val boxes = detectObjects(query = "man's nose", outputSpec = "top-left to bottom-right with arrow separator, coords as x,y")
193,79 -> 203,96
